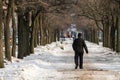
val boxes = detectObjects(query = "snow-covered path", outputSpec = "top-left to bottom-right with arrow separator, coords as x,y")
0,39 -> 120,80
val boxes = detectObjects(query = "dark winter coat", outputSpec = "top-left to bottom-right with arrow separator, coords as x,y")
72,38 -> 88,53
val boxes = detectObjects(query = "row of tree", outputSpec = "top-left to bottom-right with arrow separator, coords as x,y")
75,0 -> 120,52
0,0 -> 120,68
0,0 -> 77,68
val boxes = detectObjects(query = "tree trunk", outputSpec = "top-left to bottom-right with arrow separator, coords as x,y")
102,19 -> 106,47
49,28 -> 53,43
18,14 -> 30,59
54,30 -> 56,42
40,17 -> 43,45
42,13 -> 47,45
110,26 -> 115,50
40,13 -> 45,45
89,30 -> 92,42
116,16 -> 120,52
91,29 -> 99,44
34,18 -> 39,47
102,19 -> 110,47
94,30 -> 99,44
34,21 -> 37,47
46,29 -> 49,44
37,31 -> 40,45
110,16 -> 116,51
91,29 -> 95,43
30,13 -> 38,53
4,0 -> 12,61
11,0 -> 16,57
0,1 -> 4,68
104,26 -> 110,47
12,13 -> 16,57
56,29 -> 60,41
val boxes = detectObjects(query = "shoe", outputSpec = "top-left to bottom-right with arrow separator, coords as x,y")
80,67 -> 83,69
79,66 -> 83,69
75,65 -> 78,69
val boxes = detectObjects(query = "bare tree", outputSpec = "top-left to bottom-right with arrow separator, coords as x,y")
4,0 -> 13,61
0,0 -> 4,68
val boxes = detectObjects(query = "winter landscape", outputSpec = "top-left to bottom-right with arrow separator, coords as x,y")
1,0 -> 120,80
0,38 -> 120,80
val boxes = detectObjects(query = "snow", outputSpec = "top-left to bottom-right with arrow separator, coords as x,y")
0,38 -> 120,80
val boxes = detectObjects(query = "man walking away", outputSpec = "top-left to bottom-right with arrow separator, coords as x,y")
72,33 -> 88,69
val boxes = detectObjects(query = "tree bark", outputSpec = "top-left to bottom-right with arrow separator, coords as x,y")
4,0 -> 12,61
12,13 -> 16,57
34,20 -> 38,47
94,30 -> 99,44
30,12 -> 39,53
0,0 -> 4,68
110,16 -> 116,51
91,29 -> 99,44
116,16 -> 120,52
18,14 -> 30,59
40,13 -> 45,45
102,21 -> 106,47
110,26 -> 115,50
102,18 -> 110,47
11,0 -> 16,57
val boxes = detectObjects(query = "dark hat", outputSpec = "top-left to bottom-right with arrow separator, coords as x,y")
78,33 -> 82,37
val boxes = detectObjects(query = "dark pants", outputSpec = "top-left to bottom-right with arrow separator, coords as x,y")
74,52 -> 83,68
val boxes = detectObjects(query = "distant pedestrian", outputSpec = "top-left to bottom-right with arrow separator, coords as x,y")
72,33 -> 88,69
71,31 -> 76,40
60,41 -> 64,50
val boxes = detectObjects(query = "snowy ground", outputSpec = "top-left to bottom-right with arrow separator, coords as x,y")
0,38 -> 120,80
